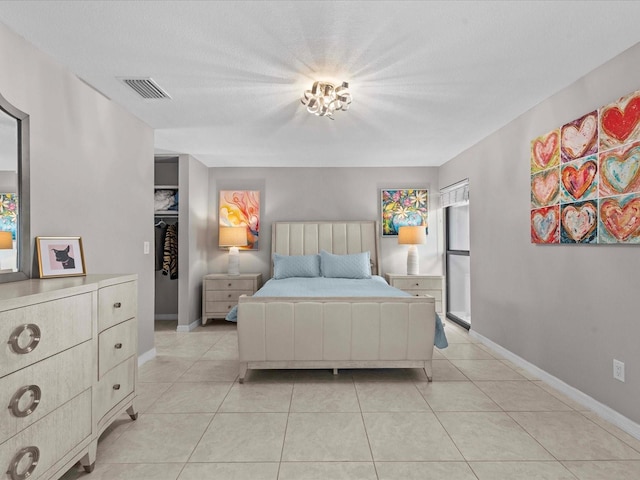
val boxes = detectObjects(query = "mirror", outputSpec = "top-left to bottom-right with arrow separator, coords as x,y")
0,92 -> 30,282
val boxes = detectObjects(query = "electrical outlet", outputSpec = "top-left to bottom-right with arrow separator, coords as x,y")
613,359 -> 625,382
143,241 -> 150,255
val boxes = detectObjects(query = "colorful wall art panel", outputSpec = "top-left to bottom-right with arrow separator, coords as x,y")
381,189 -> 428,236
598,140 -> 640,197
598,193 -> 640,244
531,205 -> 559,244
531,168 -> 560,209
560,156 -> 598,203
599,90 -> 640,150
560,111 -> 598,163
219,190 -> 260,250
560,200 -> 598,244
530,88 -> 640,244
531,129 -> 560,174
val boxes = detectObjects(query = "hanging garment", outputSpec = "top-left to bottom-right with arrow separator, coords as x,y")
154,222 -> 167,271
162,222 -> 178,279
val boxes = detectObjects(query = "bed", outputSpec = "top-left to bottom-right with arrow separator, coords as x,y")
234,221 -> 446,383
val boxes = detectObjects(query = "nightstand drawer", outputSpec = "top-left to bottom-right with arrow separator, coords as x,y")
392,277 -> 442,290
206,301 -> 238,315
205,290 -> 252,302
205,279 -> 255,291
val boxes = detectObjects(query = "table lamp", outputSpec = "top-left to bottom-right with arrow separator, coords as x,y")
219,226 -> 248,275
0,231 -> 13,249
398,225 -> 427,275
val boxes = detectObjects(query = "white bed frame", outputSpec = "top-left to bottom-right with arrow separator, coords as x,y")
237,221 -> 436,382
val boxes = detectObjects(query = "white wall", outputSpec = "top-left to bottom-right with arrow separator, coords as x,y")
207,167 -> 442,280
439,42 -> 640,423
178,154 -> 209,330
0,24 -> 156,356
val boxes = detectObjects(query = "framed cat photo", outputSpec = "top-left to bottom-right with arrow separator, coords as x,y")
36,236 -> 86,278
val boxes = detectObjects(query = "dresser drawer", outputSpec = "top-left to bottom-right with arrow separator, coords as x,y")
0,341 -> 92,444
98,281 -> 137,332
0,293 -> 92,378
392,277 -> 442,290
205,279 -> 255,291
95,356 -> 136,421
98,318 -> 136,379
0,389 -> 92,480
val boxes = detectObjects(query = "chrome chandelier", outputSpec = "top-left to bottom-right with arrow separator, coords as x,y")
301,81 -> 352,118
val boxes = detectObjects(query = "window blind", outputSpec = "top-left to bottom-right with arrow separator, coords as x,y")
440,179 -> 469,207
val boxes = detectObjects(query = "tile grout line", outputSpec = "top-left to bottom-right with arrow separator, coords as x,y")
351,376 -> 380,480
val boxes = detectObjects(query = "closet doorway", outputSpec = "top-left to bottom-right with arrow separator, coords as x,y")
154,156 -> 179,330
442,180 -> 471,329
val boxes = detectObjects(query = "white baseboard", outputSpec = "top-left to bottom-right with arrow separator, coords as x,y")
176,318 -> 202,332
155,314 -> 178,321
138,347 -> 156,367
469,329 -> 640,441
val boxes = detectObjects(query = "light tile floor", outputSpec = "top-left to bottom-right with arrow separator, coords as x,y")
61,320 -> 640,480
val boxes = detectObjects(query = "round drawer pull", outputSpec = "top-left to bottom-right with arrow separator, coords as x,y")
113,384 -> 121,390
113,302 -> 122,308
414,283 -> 419,286
9,385 -> 41,418
227,283 -> 232,287
114,343 -> 123,349
7,446 -> 39,480
227,294 -> 232,298
8,324 -> 41,355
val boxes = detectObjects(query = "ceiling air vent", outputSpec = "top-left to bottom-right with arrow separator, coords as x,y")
120,77 -> 171,99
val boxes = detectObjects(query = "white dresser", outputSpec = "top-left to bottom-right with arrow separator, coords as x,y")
0,274 -> 138,480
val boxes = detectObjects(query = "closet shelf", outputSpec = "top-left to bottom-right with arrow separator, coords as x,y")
154,185 -> 179,190
154,210 -> 178,216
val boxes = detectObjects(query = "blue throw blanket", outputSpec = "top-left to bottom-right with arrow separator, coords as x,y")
226,276 -> 448,348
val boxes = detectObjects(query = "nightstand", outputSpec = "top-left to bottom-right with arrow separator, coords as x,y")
385,273 -> 445,315
202,273 -> 262,325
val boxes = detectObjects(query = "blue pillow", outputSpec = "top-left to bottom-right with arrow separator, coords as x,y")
273,253 -> 321,279
320,250 -> 371,279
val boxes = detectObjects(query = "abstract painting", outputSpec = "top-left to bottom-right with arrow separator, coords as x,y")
381,189 -> 428,236
219,190 -> 260,250
530,88 -> 640,244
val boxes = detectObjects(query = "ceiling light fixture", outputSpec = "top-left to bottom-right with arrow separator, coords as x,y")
301,81 -> 352,119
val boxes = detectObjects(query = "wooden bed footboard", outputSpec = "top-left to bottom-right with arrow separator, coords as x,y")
237,296 -> 436,383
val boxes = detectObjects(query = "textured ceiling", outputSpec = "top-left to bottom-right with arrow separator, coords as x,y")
1,1 -> 640,167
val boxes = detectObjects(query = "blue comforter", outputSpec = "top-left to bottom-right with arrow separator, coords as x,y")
226,276 -> 448,348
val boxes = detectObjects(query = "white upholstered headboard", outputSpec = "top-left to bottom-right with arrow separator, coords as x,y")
271,221 -> 381,276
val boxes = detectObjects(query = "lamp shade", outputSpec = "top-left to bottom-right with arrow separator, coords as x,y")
397,226 -> 427,245
219,226 -> 248,248
0,231 -> 12,249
